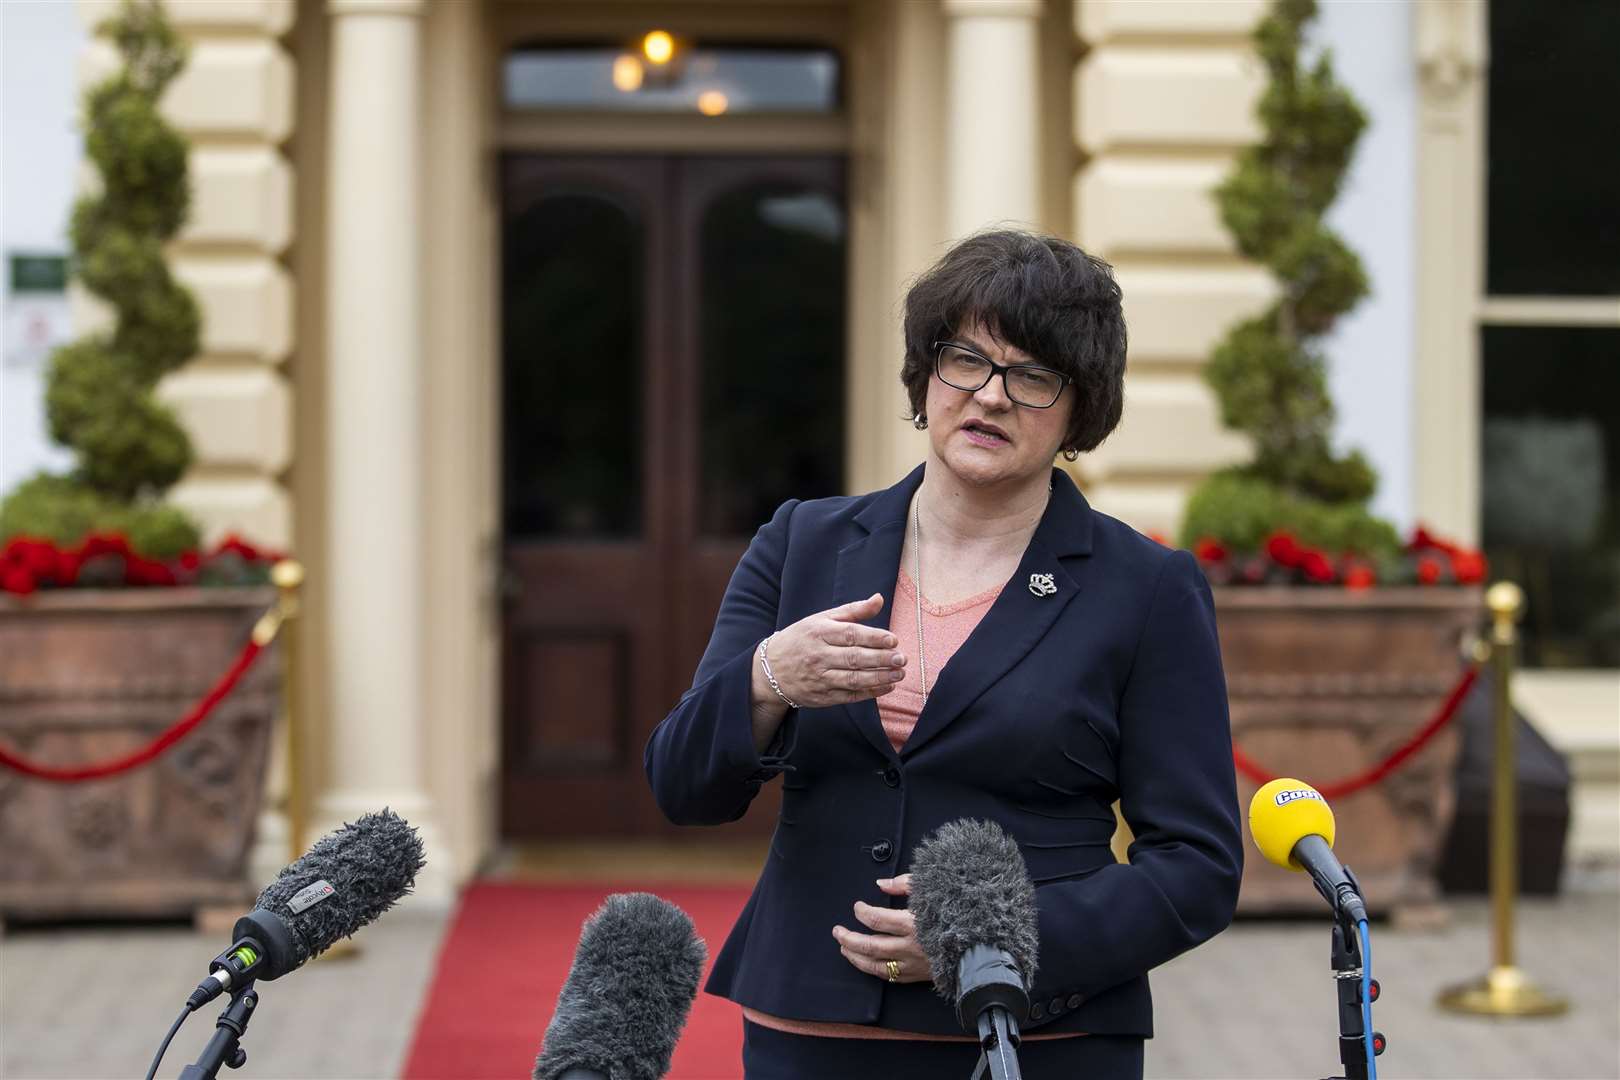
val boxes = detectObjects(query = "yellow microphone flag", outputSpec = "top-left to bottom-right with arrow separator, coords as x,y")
1249,778 -> 1336,872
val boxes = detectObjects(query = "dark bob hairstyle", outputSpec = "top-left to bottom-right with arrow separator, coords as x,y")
901,229 -> 1127,456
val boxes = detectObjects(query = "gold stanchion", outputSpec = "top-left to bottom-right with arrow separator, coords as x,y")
271,560 -> 307,863
1437,581 -> 1568,1017
270,560 -> 356,961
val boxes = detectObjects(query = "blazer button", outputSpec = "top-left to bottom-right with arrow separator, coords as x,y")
870,840 -> 893,862
1029,1003 -> 1046,1021
1067,994 -> 1083,1009
1048,997 -> 1065,1016
882,767 -> 901,788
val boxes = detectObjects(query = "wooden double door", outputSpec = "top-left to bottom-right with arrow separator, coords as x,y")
499,154 -> 847,839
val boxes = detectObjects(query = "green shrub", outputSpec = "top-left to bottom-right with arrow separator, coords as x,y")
1179,471 -> 1285,553
0,474 -> 200,559
0,0 -> 201,560
1289,499 -> 1400,558
1179,468 -> 1400,558
1182,0 -> 1397,557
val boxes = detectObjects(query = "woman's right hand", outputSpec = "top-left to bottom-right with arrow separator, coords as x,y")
753,592 -> 907,712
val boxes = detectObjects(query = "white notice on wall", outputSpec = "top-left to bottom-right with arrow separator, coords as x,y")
4,252 -> 71,371
3,293 -> 71,371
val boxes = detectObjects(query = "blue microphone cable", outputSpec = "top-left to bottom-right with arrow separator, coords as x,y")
1358,918 -> 1377,1080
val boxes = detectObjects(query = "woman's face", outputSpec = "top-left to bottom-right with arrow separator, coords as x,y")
924,323 -> 1075,491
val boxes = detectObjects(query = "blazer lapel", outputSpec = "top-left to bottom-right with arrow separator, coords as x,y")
900,468 -> 1095,759
831,464 -> 925,761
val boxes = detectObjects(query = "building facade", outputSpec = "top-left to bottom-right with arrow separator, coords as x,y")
23,0 -> 1616,892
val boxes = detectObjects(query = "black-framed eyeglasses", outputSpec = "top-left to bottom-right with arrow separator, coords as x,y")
932,341 -> 1071,409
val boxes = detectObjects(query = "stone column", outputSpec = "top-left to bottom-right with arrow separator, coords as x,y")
319,0 -> 446,895
942,0 -> 1043,238
1413,0 -> 1487,545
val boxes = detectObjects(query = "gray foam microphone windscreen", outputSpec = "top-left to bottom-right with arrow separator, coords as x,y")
533,892 -> 708,1080
908,818 -> 1040,1003
250,807 -> 426,973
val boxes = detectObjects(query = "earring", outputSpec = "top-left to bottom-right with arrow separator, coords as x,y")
1061,447 -> 1080,462
913,415 -> 928,431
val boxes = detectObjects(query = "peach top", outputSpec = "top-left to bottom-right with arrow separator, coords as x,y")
743,569 -> 1081,1041
880,567 -> 1003,752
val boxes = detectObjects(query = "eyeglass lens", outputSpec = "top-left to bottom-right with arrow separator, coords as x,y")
937,345 -> 1064,408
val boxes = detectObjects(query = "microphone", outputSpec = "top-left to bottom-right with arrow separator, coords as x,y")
1248,778 -> 1368,923
908,819 -> 1039,1080
188,808 -> 426,1010
533,892 -> 707,1080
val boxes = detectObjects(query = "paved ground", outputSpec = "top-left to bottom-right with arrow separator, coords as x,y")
2,885 -> 1616,1079
0,903 -> 453,1080
1146,888 -> 1620,1080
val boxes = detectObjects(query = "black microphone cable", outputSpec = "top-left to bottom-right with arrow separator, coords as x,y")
144,1006 -> 191,1080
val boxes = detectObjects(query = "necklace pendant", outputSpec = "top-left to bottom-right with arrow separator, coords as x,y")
1028,572 -> 1057,598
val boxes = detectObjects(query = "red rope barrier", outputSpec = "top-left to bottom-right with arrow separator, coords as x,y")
1232,664 -> 1481,799
0,638 -> 265,782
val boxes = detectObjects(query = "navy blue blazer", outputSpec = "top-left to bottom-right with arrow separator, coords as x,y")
644,464 -> 1242,1038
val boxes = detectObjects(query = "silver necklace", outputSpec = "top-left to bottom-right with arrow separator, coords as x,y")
912,495 -> 929,705
911,482 -> 1051,708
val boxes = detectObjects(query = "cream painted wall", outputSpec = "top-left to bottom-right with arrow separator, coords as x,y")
1072,0 -> 1265,537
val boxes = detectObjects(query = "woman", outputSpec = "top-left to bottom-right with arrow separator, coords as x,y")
645,230 -> 1242,1078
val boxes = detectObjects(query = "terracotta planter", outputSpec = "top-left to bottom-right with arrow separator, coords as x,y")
1215,587 -> 1483,917
0,588 -> 278,920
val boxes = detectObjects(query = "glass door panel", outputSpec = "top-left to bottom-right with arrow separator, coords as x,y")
503,185 -> 645,539
695,167 -> 847,537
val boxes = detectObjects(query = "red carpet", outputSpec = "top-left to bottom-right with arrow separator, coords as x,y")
401,882 -> 752,1080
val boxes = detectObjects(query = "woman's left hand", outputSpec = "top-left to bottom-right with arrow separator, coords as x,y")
832,874 -> 931,984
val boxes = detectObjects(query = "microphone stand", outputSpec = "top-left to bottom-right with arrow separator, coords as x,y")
177,984 -> 259,1079
956,945 -> 1026,1080
969,1007 -> 1023,1080
1320,867 -> 1383,1080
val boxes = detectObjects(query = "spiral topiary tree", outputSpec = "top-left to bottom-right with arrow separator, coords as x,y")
0,0 -> 202,559
1179,0 -> 1399,558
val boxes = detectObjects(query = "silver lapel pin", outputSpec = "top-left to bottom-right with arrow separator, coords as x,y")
1028,572 -> 1057,598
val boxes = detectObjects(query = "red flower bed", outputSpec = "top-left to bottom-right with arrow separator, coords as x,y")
0,532 -> 283,596
1184,525 -> 1486,588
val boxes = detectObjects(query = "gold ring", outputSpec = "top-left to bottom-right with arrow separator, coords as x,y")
885,959 -> 901,982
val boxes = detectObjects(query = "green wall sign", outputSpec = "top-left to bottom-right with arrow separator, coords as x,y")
9,254 -> 69,294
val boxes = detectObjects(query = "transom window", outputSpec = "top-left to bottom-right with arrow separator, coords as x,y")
504,38 -> 840,115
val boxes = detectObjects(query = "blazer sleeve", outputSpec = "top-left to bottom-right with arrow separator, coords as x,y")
644,498 -> 802,826
1030,548 -> 1243,1005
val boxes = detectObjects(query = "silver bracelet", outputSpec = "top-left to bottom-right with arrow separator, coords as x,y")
757,634 -> 799,710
